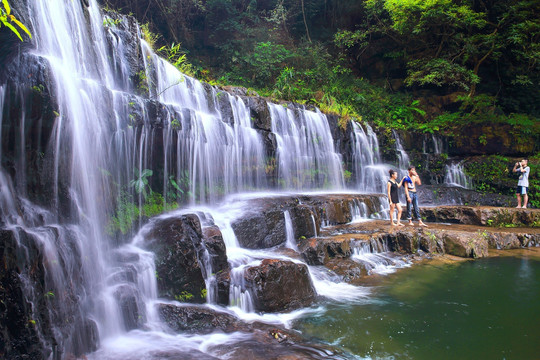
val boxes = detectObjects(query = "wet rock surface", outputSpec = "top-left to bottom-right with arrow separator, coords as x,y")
298,237 -> 352,265
143,215 -> 207,303
421,206 -> 540,227
245,259 -> 316,312
325,219 -> 540,258
230,193 -> 386,249
158,303 -> 349,360
158,304 -> 243,334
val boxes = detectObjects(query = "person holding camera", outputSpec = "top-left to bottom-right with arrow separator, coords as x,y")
513,159 -> 530,208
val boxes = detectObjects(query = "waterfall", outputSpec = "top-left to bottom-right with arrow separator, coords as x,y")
268,103 -> 344,190
0,0 -> 413,357
392,130 -> 410,173
432,134 -> 443,154
445,162 -> 472,189
283,210 -> 298,251
350,121 -> 388,193
351,239 -> 411,275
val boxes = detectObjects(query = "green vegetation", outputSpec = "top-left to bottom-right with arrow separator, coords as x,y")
106,169 -> 182,235
174,291 -> 194,302
101,0 -> 539,205
104,0 -> 539,140
1,0 -> 31,41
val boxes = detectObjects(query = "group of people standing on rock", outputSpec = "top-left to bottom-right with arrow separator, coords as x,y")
387,166 -> 428,227
386,159 -> 531,225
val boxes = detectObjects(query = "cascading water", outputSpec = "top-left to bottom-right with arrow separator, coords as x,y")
350,121 -> 388,193
268,103 -> 344,190
445,162 -> 472,189
283,210 -> 298,251
351,239 -> 411,275
0,0 -> 413,358
392,129 -> 410,173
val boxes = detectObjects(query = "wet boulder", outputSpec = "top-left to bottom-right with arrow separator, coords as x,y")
382,231 -> 418,254
298,237 -> 352,265
441,230 -> 489,258
202,225 -> 229,273
231,209 -> 286,249
202,225 -> 230,305
245,259 -> 316,312
244,96 -> 272,131
158,304 -> 244,334
289,205 -> 319,240
143,214 -> 207,303
325,258 -> 368,283
114,284 -> 146,330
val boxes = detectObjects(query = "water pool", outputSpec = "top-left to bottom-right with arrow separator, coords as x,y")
295,249 -> 540,359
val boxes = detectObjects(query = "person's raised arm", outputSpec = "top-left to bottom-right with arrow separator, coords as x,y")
513,162 -> 520,172
414,170 -> 422,185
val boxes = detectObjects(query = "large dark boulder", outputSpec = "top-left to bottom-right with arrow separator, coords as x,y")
244,96 -> 272,131
231,208 -> 286,249
0,229 -> 49,359
143,215 -> 207,303
0,227 -> 98,359
245,259 -> 316,312
114,284 -> 146,330
158,304 -> 243,334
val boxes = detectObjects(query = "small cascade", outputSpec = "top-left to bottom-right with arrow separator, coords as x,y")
308,266 -> 371,302
432,134 -> 443,154
392,130 -> 410,173
148,49 -> 267,203
445,162 -> 472,189
349,198 -> 372,222
310,213 -> 319,235
351,239 -> 411,275
229,265 -> 257,312
268,103 -> 344,190
350,122 -> 388,193
283,210 -> 298,251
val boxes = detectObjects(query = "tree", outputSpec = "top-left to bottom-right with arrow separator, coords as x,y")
335,0 -> 539,98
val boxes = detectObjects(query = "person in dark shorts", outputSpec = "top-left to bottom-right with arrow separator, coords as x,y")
513,159 -> 530,208
387,169 -> 405,227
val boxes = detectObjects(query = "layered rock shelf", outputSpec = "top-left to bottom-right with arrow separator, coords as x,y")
145,193 -> 539,315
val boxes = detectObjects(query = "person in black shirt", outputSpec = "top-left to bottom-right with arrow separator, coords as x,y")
387,169 -> 405,227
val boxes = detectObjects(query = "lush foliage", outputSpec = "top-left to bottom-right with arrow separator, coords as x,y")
1,0 -> 31,41
106,169 -> 185,235
103,0 -> 539,203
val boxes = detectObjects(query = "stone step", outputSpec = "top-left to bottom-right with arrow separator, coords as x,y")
420,205 -> 540,227
318,220 -> 540,260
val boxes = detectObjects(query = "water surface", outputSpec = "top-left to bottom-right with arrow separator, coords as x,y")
296,249 -> 540,359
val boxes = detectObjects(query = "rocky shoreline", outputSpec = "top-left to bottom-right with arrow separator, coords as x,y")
134,196 -> 539,359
